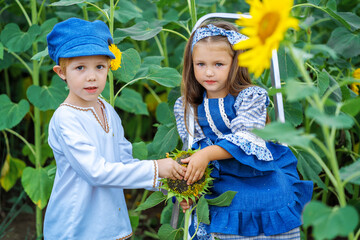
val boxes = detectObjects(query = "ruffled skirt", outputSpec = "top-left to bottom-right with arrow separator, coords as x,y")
198,142 -> 313,237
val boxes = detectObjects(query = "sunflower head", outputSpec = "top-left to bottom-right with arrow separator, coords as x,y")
234,0 -> 298,77
161,149 -> 213,203
353,68 -> 360,80
108,44 -> 122,71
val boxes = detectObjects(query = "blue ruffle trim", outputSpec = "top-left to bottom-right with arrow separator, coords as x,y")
218,134 -> 273,161
206,178 -> 313,236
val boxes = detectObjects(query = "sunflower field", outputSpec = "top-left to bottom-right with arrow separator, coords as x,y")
0,0 -> 360,239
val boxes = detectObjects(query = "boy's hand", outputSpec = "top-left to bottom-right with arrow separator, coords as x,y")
182,151 -> 210,185
157,158 -> 186,180
179,198 -> 193,213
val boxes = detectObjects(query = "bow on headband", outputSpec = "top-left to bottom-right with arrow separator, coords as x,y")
191,24 -> 248,51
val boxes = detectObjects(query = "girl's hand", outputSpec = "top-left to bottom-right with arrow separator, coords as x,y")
179,198 -> 193,213
157,158 -> 186,180
182,151 -> 210,185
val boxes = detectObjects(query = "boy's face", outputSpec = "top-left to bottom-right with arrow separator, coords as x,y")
54,55 -> 109,107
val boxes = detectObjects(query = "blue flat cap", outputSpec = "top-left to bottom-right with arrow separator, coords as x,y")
47,18 -> 115,64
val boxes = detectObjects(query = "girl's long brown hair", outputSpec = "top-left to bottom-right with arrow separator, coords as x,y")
181,20 -> 254,132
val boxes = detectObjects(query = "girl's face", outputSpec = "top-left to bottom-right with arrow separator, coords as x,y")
192,41 -> 233,99
53,55 -> 109,108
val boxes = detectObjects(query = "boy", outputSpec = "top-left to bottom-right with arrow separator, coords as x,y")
44,18 -> 185,240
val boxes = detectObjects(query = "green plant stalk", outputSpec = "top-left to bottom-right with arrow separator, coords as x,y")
162,29 -> 188,41
321,175 -> 329,204
187,0 -> 197,28
287,42 -> 354,239
114,77 -> 147,101
2,131 -> 10,155
4,69 -> 11,100
109,0 -> 115,106
157,7 -> 169,67
183,209 -> 191,240
30,0 -> 43,238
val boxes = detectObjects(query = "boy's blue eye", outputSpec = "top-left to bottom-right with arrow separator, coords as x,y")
197,63 -> 204,66
97,65 -> 105,69
216,63 -> 223,67
76,66 -> 84,70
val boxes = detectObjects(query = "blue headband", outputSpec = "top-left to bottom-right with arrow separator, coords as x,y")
191,24 -> 248,51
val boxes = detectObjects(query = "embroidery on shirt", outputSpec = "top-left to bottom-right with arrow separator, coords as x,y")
204,98 -> 222,137
60,99 -> 109,133
219,98 -> 231,129
116,232 -> 133,240
152,160 -> 158,188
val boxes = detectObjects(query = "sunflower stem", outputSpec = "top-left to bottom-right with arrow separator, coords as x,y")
183,209 -> 191,240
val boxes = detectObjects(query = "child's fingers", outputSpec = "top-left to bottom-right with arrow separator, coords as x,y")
181,157 -> 190,163
187,170 -> 200,185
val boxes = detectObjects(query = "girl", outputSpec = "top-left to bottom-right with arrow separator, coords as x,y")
174,21 -> 313,240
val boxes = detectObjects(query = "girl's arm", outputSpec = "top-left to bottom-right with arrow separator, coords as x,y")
181,145 -> 232,185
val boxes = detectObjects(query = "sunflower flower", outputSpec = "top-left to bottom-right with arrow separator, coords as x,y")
350,68 -> 360,95
108,44 -> 122,71
161,149 -> 213,203
234,0 -> 299,77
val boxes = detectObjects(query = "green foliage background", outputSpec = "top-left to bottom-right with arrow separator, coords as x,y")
0,0 -> 359,239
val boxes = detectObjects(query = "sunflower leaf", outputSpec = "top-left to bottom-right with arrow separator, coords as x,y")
196,196 -> 210,224
206,191 -> 237,207
158,224 -> 183,240
303,201 -> 359,240
135,191 -> 166,212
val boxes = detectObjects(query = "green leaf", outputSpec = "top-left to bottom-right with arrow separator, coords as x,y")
114,0 -> 142,23
285,79 -> 317,102
22,143 -> 53,166
303,201 -> 359,240
0,23 -> 40,53
147,67 -> 181,87
0,42 -> 3,60
252,122 -> 312,148
116,21 -> 162,41
341,98 -> 360,117
322,8 -> 352,31
21,167 -> 54,209
31,47 -> 49,61
114,48 -> 141,83
50,0 -> 85,6
340,159 -> 360,185
0,154 -> 26,191
207,191 -> 237,207
132,141 -> 148,160
147,124 -> 179,159
26,77 -> 67,111
128,211 -> 140,230
284,101 -> 303,127
158,224 -> 183,240
317,72 -> 330,97
296,150 -> 326,189
143,56 -> 164,66
156,102 -> 175,124
196,196 -> 210,224
336,12 -> 360,30
327,27 -> 360,59
135,191 -> 166,212
0,95 -> 29,131
116,88 -> 149,115
306,107 -> 354,129
278,45 -> 299,79
326,0 -> 337,11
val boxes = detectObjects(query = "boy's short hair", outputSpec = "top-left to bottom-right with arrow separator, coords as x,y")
47,18 -> 115,65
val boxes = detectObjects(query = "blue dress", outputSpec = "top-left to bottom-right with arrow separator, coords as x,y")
174,86 -> 313,238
